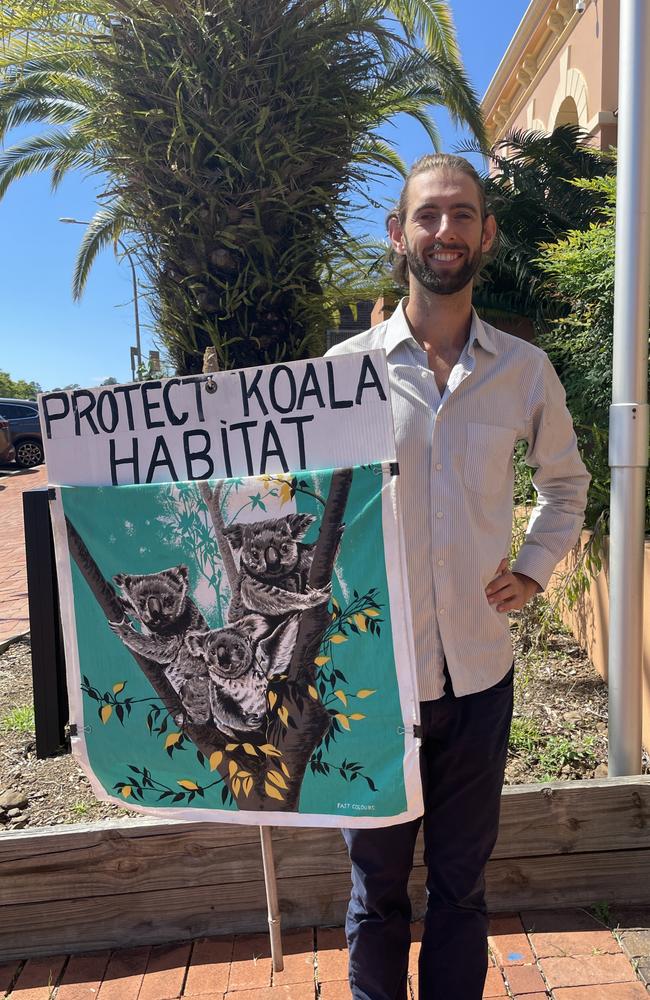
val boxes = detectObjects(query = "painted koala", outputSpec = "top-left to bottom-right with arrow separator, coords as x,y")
110,566 -> 210,724
224,514 -> 330,622
186,613 -> 299,737
112,565 -> 207,654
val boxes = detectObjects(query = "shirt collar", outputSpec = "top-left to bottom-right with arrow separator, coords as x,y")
383,299 -> 497,358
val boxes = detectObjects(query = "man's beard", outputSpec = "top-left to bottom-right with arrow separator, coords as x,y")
405,239 -> 483,295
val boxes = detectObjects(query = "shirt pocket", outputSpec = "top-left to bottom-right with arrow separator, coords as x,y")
464,423 -> 517,496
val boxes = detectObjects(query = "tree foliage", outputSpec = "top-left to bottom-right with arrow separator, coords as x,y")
468,126 -> 615,326
0,0 -> 485,372
535,172 -> 649,531
0,370 -> 42,399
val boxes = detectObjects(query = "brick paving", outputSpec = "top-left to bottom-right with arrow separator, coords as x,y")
0,465 -> 48,646
0,912 -> 648,998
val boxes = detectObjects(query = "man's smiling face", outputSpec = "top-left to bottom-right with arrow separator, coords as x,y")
391,168 -> 496,296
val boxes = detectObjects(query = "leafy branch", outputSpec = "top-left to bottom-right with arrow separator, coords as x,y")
80,676 -> 160,726
114,764 -> 227,805
309,750 -> 378,792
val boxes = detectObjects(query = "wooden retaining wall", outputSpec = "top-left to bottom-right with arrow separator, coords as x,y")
1,776 -> 649,960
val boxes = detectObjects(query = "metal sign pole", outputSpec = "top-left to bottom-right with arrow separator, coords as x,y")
608,0 -> 650,776
260,826 -> 284,972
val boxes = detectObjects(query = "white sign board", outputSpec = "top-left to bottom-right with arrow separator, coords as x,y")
40,352 -> 395,485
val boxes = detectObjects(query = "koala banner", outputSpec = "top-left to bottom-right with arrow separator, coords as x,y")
52,464 -> 422,826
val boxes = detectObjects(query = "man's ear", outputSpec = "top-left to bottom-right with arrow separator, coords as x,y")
481,213 -> 497,254
388,213 -> 406,256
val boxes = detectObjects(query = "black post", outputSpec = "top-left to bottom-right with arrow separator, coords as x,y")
22,488 -> 68,758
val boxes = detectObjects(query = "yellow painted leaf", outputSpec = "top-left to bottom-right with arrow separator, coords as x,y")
238,770 -> 252,779
165,732 -> 182,749
243,777 -> 253,797
365,608 -> 380,617
209,751 -> 223,771
228,760 -> 238,779
331,597 -> 340,611
314,656 -> 330,666
232,777 -> 241,797
356,689 -> 377,699
331,611 -> 337,620
264,781 -> 284,801
334,690 -> 347,706
308,685 -> 318,700
121,785 -> 132,798
112,681 -> 126,694
349,714 -> 366,721
279,482 -> 293,505
280,761 -> 290,777
336,714 -> 351,731
242,743 -> 257,756
268,691 -> 277,709
278,706 -> 289,726
267,770 -> 288,790
259,743 -> 282,757
225,743 -> 239,751
353,614 -> 367,632
100,704 -> 113,724
330,634 -> 347,644
177,779 -> 198,791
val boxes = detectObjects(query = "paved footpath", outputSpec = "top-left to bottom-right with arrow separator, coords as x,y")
0,466 -> 48,647
0,910 -> 648,999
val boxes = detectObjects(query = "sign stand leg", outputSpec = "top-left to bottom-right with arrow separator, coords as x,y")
259,826 -> 284,972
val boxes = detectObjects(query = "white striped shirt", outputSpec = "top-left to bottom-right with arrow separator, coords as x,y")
326,300 -> 590,701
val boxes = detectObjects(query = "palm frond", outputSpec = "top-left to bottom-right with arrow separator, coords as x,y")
351,135 -> 407,176
382,0 -> 460,60
0,129 -> 99,196
71,201 -> 129,299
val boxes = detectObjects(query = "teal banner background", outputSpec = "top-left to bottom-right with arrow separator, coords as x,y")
61,465 -> 408,821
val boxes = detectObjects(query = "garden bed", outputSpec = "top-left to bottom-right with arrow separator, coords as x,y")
2,615 -> 647,830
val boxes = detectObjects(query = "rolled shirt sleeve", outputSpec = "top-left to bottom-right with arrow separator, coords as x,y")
512,354 -> 591,590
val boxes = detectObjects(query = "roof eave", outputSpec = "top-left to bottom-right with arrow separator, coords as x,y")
481,0 -> 551,115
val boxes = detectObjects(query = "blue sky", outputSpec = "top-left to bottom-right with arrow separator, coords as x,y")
0,1 -> 529,392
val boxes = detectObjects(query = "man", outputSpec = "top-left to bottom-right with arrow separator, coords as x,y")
325,153 -> 590,1000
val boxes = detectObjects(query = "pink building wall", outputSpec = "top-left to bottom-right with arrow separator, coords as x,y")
483,0 -> 619,150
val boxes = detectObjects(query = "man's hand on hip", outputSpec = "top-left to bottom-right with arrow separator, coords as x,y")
485,558 -> 542,613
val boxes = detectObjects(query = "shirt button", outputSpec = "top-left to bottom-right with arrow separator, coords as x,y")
421,370 -> 429,378
436,511 -> 444,519
437,559 -> 445,567
439,608 -> 446,615
435,463 -> 442,471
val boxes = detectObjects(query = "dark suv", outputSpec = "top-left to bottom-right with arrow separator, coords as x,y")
0,398 -> 44,468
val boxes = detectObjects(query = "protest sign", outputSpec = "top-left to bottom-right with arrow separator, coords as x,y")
41,352 -> 394,486
42,353 -> 423,827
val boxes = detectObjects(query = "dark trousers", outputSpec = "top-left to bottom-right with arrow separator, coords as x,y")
342,665 -> 514,1000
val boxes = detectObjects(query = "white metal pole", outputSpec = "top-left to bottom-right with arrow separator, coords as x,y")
608,0 -> 650,776
260,826 -> 284,972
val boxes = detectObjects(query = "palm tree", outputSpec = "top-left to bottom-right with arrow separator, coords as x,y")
470,125 -> 614,328
0,0 -> 485,372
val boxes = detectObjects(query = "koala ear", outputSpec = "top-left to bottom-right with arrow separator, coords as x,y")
260,616 -> 300,677
176,565 -> 189,581
224,524 -> 243,550
238,614 -> 271,642
185,631 -> 207,658
287,513 -> 315,539
113,574 -> 129,588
